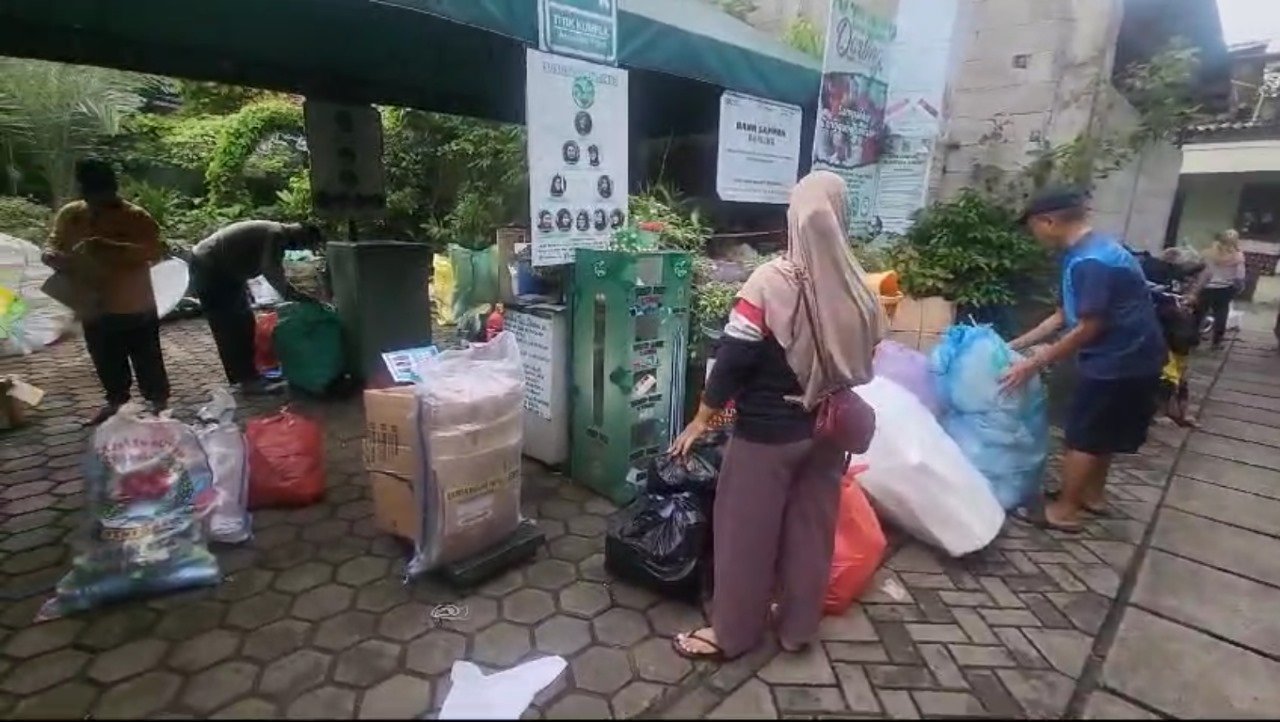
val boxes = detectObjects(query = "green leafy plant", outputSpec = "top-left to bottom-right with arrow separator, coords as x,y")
205,99 -> 303,204
119,178 -> 185,228
0,195 -> 51,243
0,58 -> 146,204
887,190 -> 1048,308
382,109 -> 526,250
782,15 -> 823,60
628,183 -> 710,253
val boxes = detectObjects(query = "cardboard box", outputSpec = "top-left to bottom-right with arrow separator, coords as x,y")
0,377 -> 43,431
889,296 -> 954,352
363,386 -> 421,543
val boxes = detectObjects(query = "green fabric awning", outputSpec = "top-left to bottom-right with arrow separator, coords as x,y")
0,0 -> 819,125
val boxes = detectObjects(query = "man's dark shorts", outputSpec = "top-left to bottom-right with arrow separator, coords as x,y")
1065,375 -> 1161,455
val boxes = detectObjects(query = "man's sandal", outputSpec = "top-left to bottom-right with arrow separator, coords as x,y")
1043,489 -> 1115,518
673,630 -> 725,661
1013,507 -> 1084,534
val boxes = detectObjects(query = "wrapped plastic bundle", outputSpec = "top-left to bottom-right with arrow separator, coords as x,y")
196,389 -> 252,543
930,325 -> 1049,510
38,405 -> 220,620
873,339 -> 940,415
408,332 -> 525,576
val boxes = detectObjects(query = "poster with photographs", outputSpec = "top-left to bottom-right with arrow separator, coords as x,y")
526,48 -> 629,267
812,0 -> 896,236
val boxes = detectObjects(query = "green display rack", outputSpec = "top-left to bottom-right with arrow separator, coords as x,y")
569,249 -> 693,505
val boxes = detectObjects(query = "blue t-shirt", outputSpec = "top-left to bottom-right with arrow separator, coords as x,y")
1060,232 -> 1167,379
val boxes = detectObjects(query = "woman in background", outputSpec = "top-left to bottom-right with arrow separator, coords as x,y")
668,171 -> 885,661
1196,229 -> 1246,350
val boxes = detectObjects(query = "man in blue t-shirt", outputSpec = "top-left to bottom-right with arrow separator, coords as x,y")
1002,187 -> 1167,532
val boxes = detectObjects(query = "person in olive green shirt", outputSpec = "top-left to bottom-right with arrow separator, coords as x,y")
43,159 -> 169,425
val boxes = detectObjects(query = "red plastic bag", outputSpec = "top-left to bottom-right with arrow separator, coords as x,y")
824,465 -> 887,615
254,312 -> 279,373
246,409 -> 325,508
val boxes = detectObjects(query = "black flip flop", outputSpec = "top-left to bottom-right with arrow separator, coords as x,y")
673,630 -> 725,662
1013,507 -> 1084,534
1043,489 -> 1115,518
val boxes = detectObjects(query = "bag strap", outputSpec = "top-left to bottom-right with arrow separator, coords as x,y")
797,275 -> 841,400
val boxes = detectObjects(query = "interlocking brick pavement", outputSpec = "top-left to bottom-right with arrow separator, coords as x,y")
0,318 -> 1237,719
0,320 -> 705,719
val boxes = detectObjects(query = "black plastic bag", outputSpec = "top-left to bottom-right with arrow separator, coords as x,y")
647,452 -> 717,495
605,492 -> 709,601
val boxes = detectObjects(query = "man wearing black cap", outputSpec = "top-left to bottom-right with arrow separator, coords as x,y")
1001,187 -> 1166,533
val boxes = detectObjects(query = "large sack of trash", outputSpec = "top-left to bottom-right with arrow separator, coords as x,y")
246,408 -> 326,509
408,332 -> 525,575
605,491 -> 709,601
873,339 -> 939,415
39,405 -> 221,620
824,465 -> 886,615
852,376 -> 1003,557
931,325 -> 1048,510
273,301 -> 345,394
0,233 -> 75,356
196,389 -> 252,543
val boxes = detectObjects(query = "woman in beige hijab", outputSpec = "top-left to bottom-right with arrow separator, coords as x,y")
670,171 -> 885,660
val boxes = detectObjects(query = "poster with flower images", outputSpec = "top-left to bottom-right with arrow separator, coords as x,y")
526,48 -> 629,267
813,0 -> 896,236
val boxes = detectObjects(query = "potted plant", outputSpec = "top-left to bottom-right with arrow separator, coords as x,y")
886,190 -> 1049,346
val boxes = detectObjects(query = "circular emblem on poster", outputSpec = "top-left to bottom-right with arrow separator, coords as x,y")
572,75 -> 596,110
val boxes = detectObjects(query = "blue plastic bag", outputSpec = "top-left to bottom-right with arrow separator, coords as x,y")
930,325 -> 1048,510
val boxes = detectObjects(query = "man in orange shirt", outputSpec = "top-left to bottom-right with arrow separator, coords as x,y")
43,159 -> 170,425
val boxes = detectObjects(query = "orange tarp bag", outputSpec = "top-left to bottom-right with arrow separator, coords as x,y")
824,465 -> 887,615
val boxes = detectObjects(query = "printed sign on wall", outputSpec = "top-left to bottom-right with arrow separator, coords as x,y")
812,0 -> 896,236
717,91 -> 804,205
526,48 -> 629,266
539,0 -> 618,65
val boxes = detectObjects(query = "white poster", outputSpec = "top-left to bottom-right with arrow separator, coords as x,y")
716,91 -> 803,204
812,0 -> 896,236
874,0 -> 961,234
507,310 -> 555,421
526,48 -> 629,267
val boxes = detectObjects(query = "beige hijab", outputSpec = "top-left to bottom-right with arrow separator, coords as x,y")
738,171 -> 886,410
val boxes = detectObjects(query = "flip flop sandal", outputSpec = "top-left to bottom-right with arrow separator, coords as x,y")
1043,489 -> 1115,518
1013,507 -> 1084,534
673,631 -> 725,662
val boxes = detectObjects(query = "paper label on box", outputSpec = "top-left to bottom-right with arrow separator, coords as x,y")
381,346 -> 439,384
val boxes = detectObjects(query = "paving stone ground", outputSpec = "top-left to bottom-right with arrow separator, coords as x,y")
0,314 -> 1275,719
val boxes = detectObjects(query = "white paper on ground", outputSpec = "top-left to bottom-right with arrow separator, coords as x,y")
438,656 -> 567,720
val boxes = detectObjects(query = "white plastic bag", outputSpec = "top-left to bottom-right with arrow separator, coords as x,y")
409,332 -> 525,575
0,233 -> 75,356
196,389 -> 252,544
851,377 -> 1004,557
439,657 -> 567,720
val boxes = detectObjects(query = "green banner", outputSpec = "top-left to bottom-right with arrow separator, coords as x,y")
539,0 -> 617,65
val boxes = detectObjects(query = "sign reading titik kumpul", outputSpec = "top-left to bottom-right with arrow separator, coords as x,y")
539,0 -> 618,66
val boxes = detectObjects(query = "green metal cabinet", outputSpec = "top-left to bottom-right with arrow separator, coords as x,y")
569,249 -> 692,505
